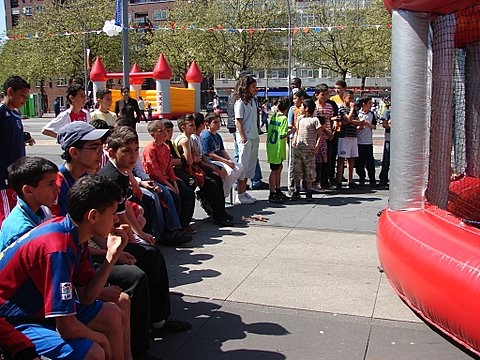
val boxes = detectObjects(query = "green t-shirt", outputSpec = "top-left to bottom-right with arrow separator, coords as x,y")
266,112 -> 288,165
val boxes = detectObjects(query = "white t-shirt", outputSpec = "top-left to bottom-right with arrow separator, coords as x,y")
234,99 -> 259,141
357,111 -> 374,145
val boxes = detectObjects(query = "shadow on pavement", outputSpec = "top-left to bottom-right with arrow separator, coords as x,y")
150,295 -> 289,360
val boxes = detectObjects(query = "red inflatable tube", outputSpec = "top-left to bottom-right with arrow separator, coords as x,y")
377,205 -> 480,355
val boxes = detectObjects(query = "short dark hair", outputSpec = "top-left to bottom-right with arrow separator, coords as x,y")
335,80 -> 347,88
106,126 -> 138,151
314,83 -> 329,94
115,117 -> 135,130
359,96 -> 372,106
291,77 -> 302,87
67,84 -> 85,103
90,119 -> 111,143
3,76 -> 30,93
61,140 -> 88,162
204,112 -> 219,124
343,90 -> 354,99
162,120 -> 174,129
303,99 -> 316,115
67,174 -> 122,223
193,112 -> 205,129
277,97 -> 290,112
294,89 -> 307,99
96,88 -> 111,99
7,156 -> 58,197
121,86 -> 129,93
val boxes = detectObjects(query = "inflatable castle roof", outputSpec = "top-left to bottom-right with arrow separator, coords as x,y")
384,0 -> 480,14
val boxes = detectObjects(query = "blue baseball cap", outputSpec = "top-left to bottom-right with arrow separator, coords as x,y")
57,121 -> 109,150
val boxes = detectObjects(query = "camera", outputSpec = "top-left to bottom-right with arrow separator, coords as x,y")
23,131 -> 32,142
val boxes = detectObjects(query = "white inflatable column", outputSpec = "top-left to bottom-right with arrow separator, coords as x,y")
130,84 -> 141,100
156,79 -> 170,116
188,82 -> 201,113
92,81 -> 106,104
390,10 -> 430,211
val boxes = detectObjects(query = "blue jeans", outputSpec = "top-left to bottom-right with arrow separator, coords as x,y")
141,187 -> 165,235
154,182 -> 182,231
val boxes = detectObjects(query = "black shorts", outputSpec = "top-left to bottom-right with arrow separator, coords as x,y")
270,163 -> 282,171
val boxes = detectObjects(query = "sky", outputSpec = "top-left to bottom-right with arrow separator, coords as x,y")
0,0 -> 5,35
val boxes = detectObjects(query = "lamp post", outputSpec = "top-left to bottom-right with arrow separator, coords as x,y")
286,0 -> 292,97
122,0 -> 130,87
83,32 -> 88,97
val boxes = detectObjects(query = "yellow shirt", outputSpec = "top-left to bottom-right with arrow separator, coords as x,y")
91,109 -> 117,127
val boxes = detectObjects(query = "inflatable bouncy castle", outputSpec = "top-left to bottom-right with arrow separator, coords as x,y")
377,0 -> 480,355
89,54 -> 204,119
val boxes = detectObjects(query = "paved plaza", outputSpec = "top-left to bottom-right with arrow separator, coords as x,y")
24,115 -> 477,360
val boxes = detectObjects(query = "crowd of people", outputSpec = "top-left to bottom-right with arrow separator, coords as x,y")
0,73 -> 391,360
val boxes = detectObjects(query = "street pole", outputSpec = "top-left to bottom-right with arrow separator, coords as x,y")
286,0 -> 292,97
122,0 -> 130,87
83,32 -> 88,97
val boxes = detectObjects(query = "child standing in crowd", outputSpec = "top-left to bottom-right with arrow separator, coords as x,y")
266,97 -> 291,204
336,90 -> 366,190
356,96 -> 377,187
0,75 -> 32,227
287,89 -> 307,195
291,99 -> 324,201
313,84 -> 334,191
234,75 -> 260,205
42,84 -> 90,138
90,88 -> 117,128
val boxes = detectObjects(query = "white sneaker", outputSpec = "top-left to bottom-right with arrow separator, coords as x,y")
243,192 -> 257,202
235,192 -> 255,204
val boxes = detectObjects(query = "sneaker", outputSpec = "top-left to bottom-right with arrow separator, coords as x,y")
348,182 -> 358,189
236,192 -> 255,204
290,191 -> 301,201
224,211 -> 234,221
276,191 -> 290,201
269,193 -> 284,204
306,191 -> 313,202
244,192 -> 257,202
160,231 -> 192,246
311,183 -> 323,193
335,183 -> 343,190
214,218 -> 235,227
251,181 -> 269,190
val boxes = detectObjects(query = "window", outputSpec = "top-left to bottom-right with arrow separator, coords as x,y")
171,74 -> 181,83
152,10 -> 168,21
36,4 -> 44,12
56,78 -> 67,87
270,69 -> 288,79
11,14 -> 20,26
35,79 -> 44,88
22,6 -> 32,15
299,68 -> 319,79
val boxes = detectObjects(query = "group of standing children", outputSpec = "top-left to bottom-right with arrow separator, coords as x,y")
264,81 -> 380,202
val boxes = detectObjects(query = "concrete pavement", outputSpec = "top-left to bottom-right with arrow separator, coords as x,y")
24,116 -> 476,359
